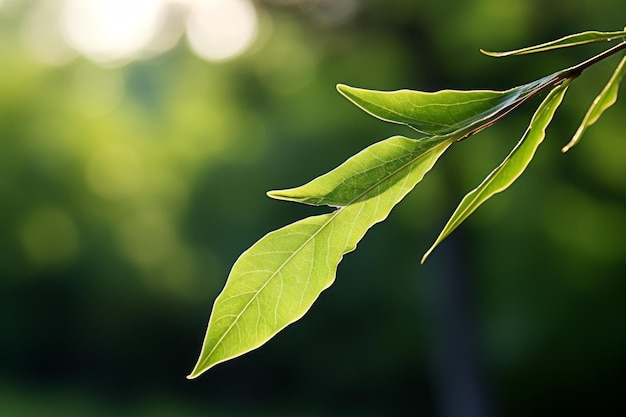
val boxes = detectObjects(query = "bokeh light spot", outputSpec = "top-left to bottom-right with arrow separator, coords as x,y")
117,210 -> 175,268
116,210 -> 210,297
19,206 -> 80,267
308,0 -> 359,26
186,0 -> 258,62
256,33 -> 316,95
20,0 -> 76,66
86,145 -> 143,199
60,0 -> 167,64
71,63 -> 125,116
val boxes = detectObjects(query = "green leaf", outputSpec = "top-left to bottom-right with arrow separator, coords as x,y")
421,81 -> 570,264
188,135 -> 455,378
267,135 -> 453,207
337,74 -> 560,137
562,54 -> 626,152
481,29 -> 626,57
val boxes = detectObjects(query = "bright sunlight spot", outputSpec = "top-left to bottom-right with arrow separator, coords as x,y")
16,0 -> 261,65
60,0 -> 168,64
20,0 -> 76,66
186,0 -> 258,62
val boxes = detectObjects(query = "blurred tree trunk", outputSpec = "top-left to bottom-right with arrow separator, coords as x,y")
419,235 -> 491,417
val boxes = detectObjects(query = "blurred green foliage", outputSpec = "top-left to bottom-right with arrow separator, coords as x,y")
1,0 -> 626,416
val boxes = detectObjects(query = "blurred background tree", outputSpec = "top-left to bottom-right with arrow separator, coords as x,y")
1,0 -> 625,416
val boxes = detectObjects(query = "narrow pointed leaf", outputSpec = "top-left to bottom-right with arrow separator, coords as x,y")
562,54 -> 626,152
422,82 -> 570,263
481,29 -> 626,57
337,74 -> 560,137
268,135 -> 454,207
188,135 -> 455,378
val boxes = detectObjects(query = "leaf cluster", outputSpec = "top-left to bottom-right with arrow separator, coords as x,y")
188,29 -> 626,378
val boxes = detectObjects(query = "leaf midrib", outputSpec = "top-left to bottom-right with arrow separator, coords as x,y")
197,137 -> 452,370
348,91 -> 516,131
441,85 -> 565,237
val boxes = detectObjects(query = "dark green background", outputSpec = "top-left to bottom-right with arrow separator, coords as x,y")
1,1 -> 625,416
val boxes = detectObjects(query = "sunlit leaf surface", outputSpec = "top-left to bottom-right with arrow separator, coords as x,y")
562,54 -> 626,152
188,135 -> 455,377
337,74 -> 560,137
481,29 -> 626,57
421,82 -> 570,263
190,34 -> 626,377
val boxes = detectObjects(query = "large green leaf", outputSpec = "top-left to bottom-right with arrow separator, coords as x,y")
481,29 -> 626,57
421,81 -> 570,263
562,54 -> 626,152
336,74 -> 560,137
187,135 -> 455,378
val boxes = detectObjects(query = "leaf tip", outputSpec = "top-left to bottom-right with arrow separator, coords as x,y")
186,366 -> 203,380
187,357 -> 218,379
266,189 -> 295,202
562,129 -> 585,153
479,48 -> 499,57
420,246 -> 435,265
336,83 -> 352,95
561,137 -> 579,153
336,83 -> 354,99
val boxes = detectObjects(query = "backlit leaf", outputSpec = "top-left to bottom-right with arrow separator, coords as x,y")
268,135 -> 453,207
337,74 -> 560,137
562,54 -> 626,152
481,29 -> 626,57
421,81 -> 570,263
188,135 -> 455,378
